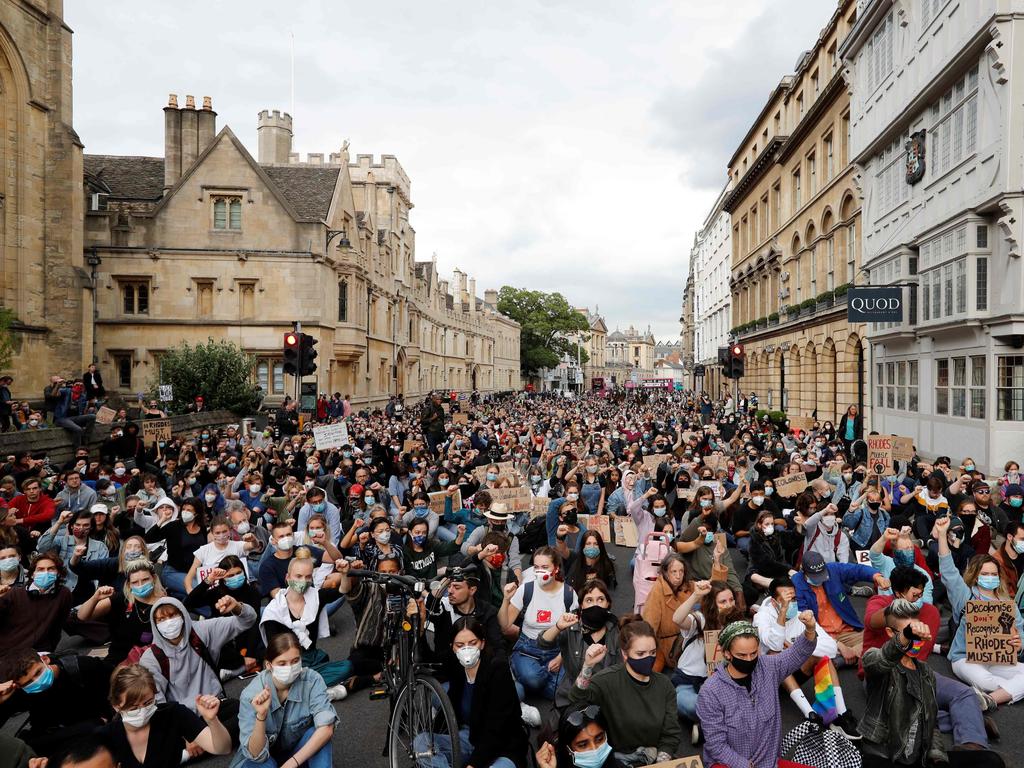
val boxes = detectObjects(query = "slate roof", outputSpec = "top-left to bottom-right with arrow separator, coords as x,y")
84,155 -> 165,200
261,165 -> 340,221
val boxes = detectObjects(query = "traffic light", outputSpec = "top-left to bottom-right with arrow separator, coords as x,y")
299,333 -> 318,376
283,332 -> 300,375
730,343 -> 745,379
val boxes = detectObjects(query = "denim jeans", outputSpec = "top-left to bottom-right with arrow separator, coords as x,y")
936,672 -> 988,746
510,634 -> 562,700
435,525 -> 458,543
160,564 -> 189,600
675,683 -> 699,721
236,726 -> 331,768
413,726 -> 515,768
54,414 -> 95,448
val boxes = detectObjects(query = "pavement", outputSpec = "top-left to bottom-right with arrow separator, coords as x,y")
6,542 -> 1020,766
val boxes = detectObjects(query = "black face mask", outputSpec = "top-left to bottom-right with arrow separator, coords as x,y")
867,502 -> 881,511
729,655 -> 758,676
580,605 -> 612,631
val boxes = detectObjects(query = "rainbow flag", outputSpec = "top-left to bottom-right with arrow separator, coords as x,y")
811,656 -> 839,725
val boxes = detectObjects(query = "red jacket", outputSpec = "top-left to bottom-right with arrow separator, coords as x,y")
10,493 -> 56,530
859,594 -> 940,679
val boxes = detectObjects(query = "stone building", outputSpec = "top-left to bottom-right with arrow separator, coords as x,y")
575,306 -> 609,389
841,0 -> 1024,471
0,0 -> 87,396
725,0 -> 867,424
606,325 -> 656,386
83,98 -> 519,407
690,185 -> 732,398
680,259 -> 695,388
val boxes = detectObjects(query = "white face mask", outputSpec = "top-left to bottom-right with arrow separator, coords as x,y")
455,646 -> 481,668
180,511 -> 195,524
375,531 -> 391,545
120,702 -> 158,728
821,514 -> 836,528
156,616 -> 184,640
271,661 -> 302,686
249,484 -> 261,494
762,525 -> 775,536
751,496 -> 765,507
276,536 -> 294,550
236,521 -> 250,535
205,493 -> 217,503
114,467 -> 127,477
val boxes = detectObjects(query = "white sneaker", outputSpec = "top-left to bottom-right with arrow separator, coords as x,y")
691,723 -> 700,746
326,684 -> 348,702
520,703 -> 542,727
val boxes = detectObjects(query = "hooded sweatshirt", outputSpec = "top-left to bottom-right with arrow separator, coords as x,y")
138,596 -> 256,711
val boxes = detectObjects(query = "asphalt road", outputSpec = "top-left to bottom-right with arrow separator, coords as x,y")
7,543 -> 1019,766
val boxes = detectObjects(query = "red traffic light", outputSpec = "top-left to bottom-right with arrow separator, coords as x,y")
284,333 -> 299,347
731,344 -> 744,357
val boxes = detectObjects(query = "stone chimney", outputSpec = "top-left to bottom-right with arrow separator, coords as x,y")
258,109 -> 293,164
468,278 -> 476,316
181,95 -> 199,172
484,288 -> 498,307
197,96 -> 217,150
163,93 -> 182,190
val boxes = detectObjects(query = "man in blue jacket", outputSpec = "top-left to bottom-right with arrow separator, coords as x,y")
792,551 -> 889,667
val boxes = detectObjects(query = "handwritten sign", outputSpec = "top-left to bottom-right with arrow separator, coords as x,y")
142,419 -> 172,442
642,454 -> 665,473
891,436 -> 915,463
473,462 -> 516,484
644,758 -> 703,768
313,422 -> 349,450
452,412 -> 468,425
158,384 -> 174,402
578,514 -> 611,542
698,480 -> 724,500
703,454 -> 729,472
488,486 -> 533,511
96,406 -> 117,425
855,550 -> 872,565
788,415 -> 815,433
775,472 -> 808,497
867,435 -> 894,475
613,517 -> 639,547
428,489 -> 461,518
531,497 -> 550,518
965,599 -> 1018,664
402,439 -> 424,454
704,629 -> 723,675
676,487 -> 697,501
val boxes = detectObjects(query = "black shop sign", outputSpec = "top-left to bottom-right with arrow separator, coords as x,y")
847,286 -> 903,322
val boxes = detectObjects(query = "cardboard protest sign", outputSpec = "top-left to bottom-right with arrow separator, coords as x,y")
428,489 -> 461,518
403,439 -> 424,454
531,497 -> 550,518
699,480 -> 724,499
642,454 -> 665,473
775,472 -> 808,497
704,629 -> 723,675
788,415 -> 815,433
488,486 -> 533,511
714,531 -> 728,551
442,402 -> 450,414
676,487 -> 697,501
891,436 -> 915,463
703,454 -> 729,472
313,422 -> 349,450
581,514 -> 611,542
473,462 -> 516,484
452,412 -> 469,425
965,599 -> 1018,664
158,384 -> 174,402
643,758 -> 704,768
866,436 -> 894,475
613,517 -> 639,547
855,550 -> 872,565
141,419 -> 172,443
96,406 -> 117,425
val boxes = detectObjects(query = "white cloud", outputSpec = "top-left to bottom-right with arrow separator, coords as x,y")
68,0 -> 839,341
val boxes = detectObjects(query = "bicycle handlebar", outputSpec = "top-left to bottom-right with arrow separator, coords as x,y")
347,568 -> 421,590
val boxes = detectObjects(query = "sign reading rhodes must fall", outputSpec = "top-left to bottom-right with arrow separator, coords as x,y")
847,286 -> 904,323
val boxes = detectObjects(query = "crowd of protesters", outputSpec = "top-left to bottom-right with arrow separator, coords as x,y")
0,384 -> 1018,768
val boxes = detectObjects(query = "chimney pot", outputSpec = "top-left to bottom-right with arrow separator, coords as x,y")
202,96 -> 212,111
184,95 -> 195,109
168,93 -> 178,108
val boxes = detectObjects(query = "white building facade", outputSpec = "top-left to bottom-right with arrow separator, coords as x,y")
841,0 -> 1024,472
691,185 -> 732,397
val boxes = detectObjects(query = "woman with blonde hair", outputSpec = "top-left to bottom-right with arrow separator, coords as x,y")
98,663 -> 231,768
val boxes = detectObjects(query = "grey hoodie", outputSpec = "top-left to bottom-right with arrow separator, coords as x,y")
139,596 -> 256,711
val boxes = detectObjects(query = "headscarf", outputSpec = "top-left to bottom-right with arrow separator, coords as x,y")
718,620 -> 759,650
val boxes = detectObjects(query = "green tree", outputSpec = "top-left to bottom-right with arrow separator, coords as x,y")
0,307 -> 17,372
497,287 -> 590,375
151,338 -> 262,414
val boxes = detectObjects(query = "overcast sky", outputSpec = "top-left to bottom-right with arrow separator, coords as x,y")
69,0 -> 827,341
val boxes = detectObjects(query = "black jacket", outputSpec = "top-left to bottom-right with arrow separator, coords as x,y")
447,655 -> 529,768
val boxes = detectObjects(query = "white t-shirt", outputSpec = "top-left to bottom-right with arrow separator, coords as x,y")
192,541 -> 248,584
511,579 -> 579,640
675,612 -> 707,678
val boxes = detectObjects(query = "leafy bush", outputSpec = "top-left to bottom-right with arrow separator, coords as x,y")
150,338 -> 262,414
833,282 -> 851,296
816,289 -> 835,302
799,298 -> 817,309
768,312 -> 779,321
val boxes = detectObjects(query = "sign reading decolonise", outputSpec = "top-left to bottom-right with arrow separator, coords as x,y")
847,286 -> 903,323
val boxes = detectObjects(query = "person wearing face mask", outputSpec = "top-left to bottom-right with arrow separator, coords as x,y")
0,551 -> 72,654
354,516 -> 403,571
752,579 -> 859,739
869,527 -> 935,604
0,649 -> 113,758
744,509 -> 793,606
185,515 -> 254,594
536,704 -> 623,768
569,618 -> 679,765
258,521 -> 328,599
933,516 -> 1024,706
233,630 -> 337,768
566,532 -> 617,593
294,487 -> 340,544
403,517 -> 465,580
843,487 -> 892,550
99,664 -> 231,768
37,508 -> 107,599
199,482 -> 227,517
998,483 -> 1024,525
859,603 -> 1005,768
799,497 -> 851,565
992,520 -> 1024,588
540,580 -> 620,709
138,595 -> 255,738
697,613 -> 818,768
674,496 -> 745,604
413,617 -> 528,768
399,491 -> 442,540
142,499 -> 207,599
0,543 -> 25,589
729,481 -> 774,554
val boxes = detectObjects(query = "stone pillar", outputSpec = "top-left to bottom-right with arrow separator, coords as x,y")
197,96 -> 216,152
181,95 -> 199,172
163,94 -> 181,190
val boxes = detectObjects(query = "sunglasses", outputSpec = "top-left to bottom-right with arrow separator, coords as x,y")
565,704 -> 601,727
975,488 -> 991,495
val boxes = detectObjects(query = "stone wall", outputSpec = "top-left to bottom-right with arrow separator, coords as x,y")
0,409 -> 245,465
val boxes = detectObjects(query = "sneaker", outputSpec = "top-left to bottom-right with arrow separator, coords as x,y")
851,585 -> 875,597
690,723 -> 700,746
829,712 -> 862,741
520,703 -> 542,728
984,715 -> 1000,742
805,711 -> 824,727
326,684 -> 348,702
973,685 -> 998,713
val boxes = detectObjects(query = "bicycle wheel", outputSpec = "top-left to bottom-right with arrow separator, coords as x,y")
388,674 -> 461,768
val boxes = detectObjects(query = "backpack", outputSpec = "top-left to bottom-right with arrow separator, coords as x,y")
780,718 -> 861,768
522,580 -> 575,614
123,628 -> 217,682
517,516 -> 548,555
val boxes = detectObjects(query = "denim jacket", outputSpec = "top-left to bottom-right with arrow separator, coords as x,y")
232,668 -> 338,766
843,506 -> 890,549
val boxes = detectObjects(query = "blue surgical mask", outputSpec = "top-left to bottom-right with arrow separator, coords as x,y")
964,464 -> 976,472
700,499 -> 713,509
1011,498 -> 1023,509
439,478 -> 450,487
412,534 -> 427,546
583,545 -> 600,559
977,575 -> 1001,591
131,582 -> 154,599
224,574 -> 246,589
22,665 -> 54,695
785,602 -> 799,620
652,506 -> 666,517
893,550 -> 915,567
414,505 -> 428,517
572,741 -> 613,768
312,502 -> 326,513
486,472 -> 498,482
33,572 -> 57,590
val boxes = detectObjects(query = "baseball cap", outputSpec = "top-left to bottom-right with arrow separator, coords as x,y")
801,551 -> 829,584
348,483 -> 365,498
1006,484 -> 1023,498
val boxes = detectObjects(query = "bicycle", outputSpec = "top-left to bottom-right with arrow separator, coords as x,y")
348,566 -> 464,768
